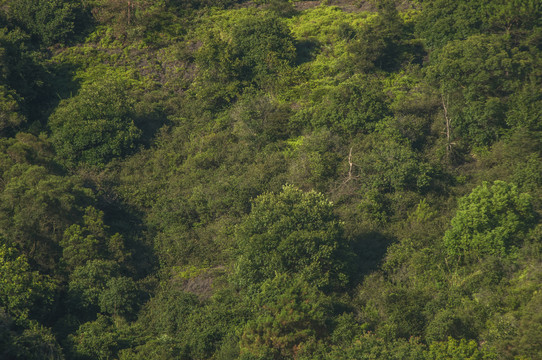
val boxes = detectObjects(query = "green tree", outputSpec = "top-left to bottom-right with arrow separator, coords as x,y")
0,85 -> 25,136
0,133 -> 55,186
286,131 -> 342,192
415,0 -> 485,49
69,314 -> 124,360
416,0 -> 542,49
91,0 -> 180,41
138,287 -> 199,336
229,14 -> 295,85
61,206 -> 128,270
323,333 -> 426,360
0,165 -> 94,270
0,244 -> 55,320
309,75 -> 390,135
0,27 -> 48,114
347,0 -> 418,72
239,273 -> 331,360
180,289 -> 251,359
350,132 -> 432,194
234,185 -> 350,291
117,336 -> 189,360
195,12 -> 295,94
68,259 -> 120,310
424,337 -> 496,360
9,321 -> 64,360
60,223 -> 101,271
231,92 -> 291,148
514,291 -> 542,359
426,34 -> 518,147
7,0 -> 84,46
99,276 -> 139,318
132,287 -> 249,360
484,0 -> 542,33
443,181 -> 535,262
506,77 -> 542,131
49,75 -> 141,167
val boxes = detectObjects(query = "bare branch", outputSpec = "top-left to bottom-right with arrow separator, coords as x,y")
442,94 -> 452,158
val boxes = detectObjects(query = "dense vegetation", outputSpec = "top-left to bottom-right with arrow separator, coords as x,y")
0,0 -> 541,359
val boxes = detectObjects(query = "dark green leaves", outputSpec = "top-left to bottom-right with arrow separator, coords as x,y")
49,75 -> 141,168
235,185 -> 349,291
229,14 -> 295,84
7,0 -> 84,46
0,244 -> 55,320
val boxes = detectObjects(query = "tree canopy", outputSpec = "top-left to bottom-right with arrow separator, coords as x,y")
0,0 -> 541,358
235,185 -> 350,291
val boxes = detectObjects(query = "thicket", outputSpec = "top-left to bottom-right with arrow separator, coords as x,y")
0,0 -> 541,359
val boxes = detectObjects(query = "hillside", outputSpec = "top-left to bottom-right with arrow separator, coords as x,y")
0,0 -> 541,359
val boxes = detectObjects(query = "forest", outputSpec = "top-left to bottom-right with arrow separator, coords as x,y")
0,0 -> 541,358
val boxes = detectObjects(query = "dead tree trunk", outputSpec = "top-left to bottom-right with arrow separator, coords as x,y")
442,94 -> 452,159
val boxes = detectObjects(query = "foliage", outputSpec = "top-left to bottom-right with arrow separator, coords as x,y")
424,337 -> 496,360
7,0 -> 85,46
443,181 -> 535,262
48,72 -> 141,167
0,165 -> 94,270
426,33 -> 534,146
323,333 -> 426,360
0,244 -> 55,320
239,273 -> 332,359
416,0 -> 542,49
60,206 -> 128,270
131,286 -> 249,359
138,286 -> 199,336
0,26 -> 49,116
0,85 -> 25,136
347,0 -> 419,72
234,185 -> 350,291
229,14 -> 296,85
99,276 -> 139,318
195,10 -> 295,102
0,1 -> 541,358
351,131 -> 433,193
68,259 -> 120,311
231,91 -> 292,147
308,75 -> 389,135
4,318 -> 64,360
286,130 -> 342,192
68,314 -> 125,360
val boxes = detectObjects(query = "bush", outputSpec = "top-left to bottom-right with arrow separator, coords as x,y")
49,74 -> 141,167
234,185 -> 350,291
443,181 -> 535,262
8,0 -> 85,46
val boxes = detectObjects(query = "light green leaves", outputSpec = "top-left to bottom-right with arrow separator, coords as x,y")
443,181 -> 535,261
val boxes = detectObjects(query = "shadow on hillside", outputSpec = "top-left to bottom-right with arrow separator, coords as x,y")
294,39 -> 320,65
349,231 -> 394,284
101,196 -> 159,279
134,108 -> 171,148
45,61 -> 83,117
